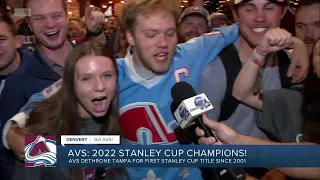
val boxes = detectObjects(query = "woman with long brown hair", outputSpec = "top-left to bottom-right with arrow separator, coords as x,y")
12,41 -> 122,180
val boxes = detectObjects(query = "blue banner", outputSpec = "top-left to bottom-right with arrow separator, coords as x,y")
56,145 -> 320,168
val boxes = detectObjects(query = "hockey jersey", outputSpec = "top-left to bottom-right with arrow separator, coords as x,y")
4,23 -> 240,180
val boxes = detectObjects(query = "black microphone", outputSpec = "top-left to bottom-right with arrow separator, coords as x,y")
171,81 -> 217,138
171,81 -> 246,180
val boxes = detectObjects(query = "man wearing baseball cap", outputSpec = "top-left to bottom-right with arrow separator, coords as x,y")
178,6 -> 210,42
209,12 -> 229,29
199,0 -> 308,178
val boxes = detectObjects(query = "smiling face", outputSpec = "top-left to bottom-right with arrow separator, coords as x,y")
295,3 -> 320,55
74,55 -> 117,119
179,15 -> 209,42
27,0 -> 68,49
126,10 -> 178,74
233,0 -> 283,47
68,20 -> 85,41
0,21 -> 21,73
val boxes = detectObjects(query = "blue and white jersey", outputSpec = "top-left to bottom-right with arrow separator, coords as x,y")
117,24 -> 239,179
8,23 -> 240,180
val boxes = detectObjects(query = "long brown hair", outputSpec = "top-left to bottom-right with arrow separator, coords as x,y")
24,41 -> 121,139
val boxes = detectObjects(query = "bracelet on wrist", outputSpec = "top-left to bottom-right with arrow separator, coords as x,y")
251,49 -> 266,67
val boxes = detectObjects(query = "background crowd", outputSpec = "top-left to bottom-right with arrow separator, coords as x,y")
0,0 -> 319,179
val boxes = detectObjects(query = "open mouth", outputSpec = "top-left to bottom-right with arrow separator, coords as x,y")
154,53 -> 168,63
44,30 -> 60,40
252,28 -> 267,33
91,96 -> 108,113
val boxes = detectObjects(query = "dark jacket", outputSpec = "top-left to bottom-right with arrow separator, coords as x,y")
0,49 -> 33,180
0,46 -> 62,127
0,44 -> 74,180
256,89 -> 304,143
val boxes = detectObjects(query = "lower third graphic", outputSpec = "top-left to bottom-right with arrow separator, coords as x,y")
25,135 -> 57,167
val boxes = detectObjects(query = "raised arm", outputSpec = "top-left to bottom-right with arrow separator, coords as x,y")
232,28 -> 308,110
84,4 -> 107,45
232,48 -> 264,110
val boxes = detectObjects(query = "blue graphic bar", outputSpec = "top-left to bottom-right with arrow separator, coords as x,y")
56,145 -> 320,168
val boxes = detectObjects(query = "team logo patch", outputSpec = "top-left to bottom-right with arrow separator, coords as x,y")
25,135 -> 57,167
191,7 -> 200,12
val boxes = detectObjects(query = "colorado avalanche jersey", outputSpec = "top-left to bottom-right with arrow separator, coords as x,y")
117,23 -> 239,179
7,24 -> 240,180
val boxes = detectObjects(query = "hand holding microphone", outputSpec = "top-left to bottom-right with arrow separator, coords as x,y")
170,81 -> 238,143
171,82 -> 246,180
170,81 -> 218,139
195,114 -> 241,145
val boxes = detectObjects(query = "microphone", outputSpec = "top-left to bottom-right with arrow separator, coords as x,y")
171,81 -> 246,180
171,82 -> 216,138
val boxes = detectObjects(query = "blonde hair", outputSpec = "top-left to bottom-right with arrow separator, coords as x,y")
24,0 -> 67,13
122,0 -> 181,32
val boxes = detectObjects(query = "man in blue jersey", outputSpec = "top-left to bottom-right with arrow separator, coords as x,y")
93,1 -> 239,178
2,0 -> 308,180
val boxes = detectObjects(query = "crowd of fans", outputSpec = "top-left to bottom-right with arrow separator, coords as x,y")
0,0 -> 319,179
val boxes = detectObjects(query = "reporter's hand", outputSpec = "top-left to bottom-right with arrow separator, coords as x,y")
245,174 -> 258,180
7,124 -> 26,160
195,114 -> 240,145
260,170 -> 286,180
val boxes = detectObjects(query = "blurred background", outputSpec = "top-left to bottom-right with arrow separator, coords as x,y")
1,0 -> 302,19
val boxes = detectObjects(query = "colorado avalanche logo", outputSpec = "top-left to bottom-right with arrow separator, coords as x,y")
24,135 -> 57,167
